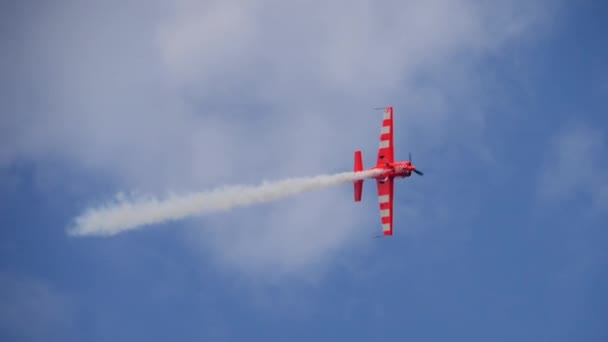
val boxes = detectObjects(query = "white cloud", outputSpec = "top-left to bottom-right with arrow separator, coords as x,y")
0,273 -> 73,341
2,0 -> 555,277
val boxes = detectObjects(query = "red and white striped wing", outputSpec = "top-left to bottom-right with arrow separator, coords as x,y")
376,106 -> 394,165
376,178 -> 394,236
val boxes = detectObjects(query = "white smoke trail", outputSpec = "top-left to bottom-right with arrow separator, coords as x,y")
69,169 -> 383,237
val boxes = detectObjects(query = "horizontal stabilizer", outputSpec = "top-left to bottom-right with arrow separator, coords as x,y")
354,151 -> 363,201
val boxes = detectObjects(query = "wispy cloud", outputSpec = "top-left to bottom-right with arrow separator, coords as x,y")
0,273 -> 73,341
538,123 -> 607,212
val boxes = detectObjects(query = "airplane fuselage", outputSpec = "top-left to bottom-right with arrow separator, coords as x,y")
370,161 -> 415,180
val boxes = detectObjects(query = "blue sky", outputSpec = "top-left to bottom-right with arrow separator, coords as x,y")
1,1 -> 607,341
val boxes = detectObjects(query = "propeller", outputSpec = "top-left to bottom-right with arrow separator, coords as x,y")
409,152 -> 424,176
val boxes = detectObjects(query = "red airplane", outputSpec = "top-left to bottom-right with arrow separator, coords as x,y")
353,106 -> 423,236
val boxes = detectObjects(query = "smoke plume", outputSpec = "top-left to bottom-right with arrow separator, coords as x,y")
69,169 -> 382,237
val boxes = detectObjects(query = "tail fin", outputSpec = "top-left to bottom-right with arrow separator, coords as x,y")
354,151 -> 363,202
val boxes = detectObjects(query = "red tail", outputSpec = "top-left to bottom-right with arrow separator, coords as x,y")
354,151 -> 363,201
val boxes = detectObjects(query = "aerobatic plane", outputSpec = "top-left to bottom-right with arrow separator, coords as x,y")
353,106 -> 423,236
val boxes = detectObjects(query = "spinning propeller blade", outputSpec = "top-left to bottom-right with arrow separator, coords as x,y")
408,152 -> 423,175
